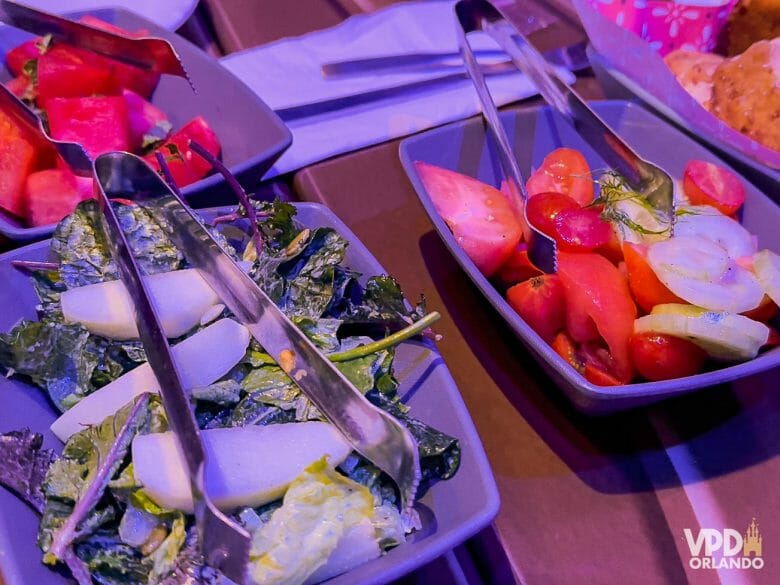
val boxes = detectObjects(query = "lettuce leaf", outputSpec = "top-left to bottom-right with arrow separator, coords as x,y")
41,395 -> 151,563
247,458 -> 375,585
51,200 -> 182,289
0,320 -> 143,412
0,429 -> 56,513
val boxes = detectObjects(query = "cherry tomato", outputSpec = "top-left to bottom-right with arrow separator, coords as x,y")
506,275 -> 566,343
415,162 -> 522,277
493,243 -> 542,288
683,160 -> 745,216
742,295 -> 778,323
526,148 -> 594,205
553,207 -> 612,252
557,252 -> 637,382
525,192 -> 578,237
622,242 -> 684,314
629,332 -> 707,381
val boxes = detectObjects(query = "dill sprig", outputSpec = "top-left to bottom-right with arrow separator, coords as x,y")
594,172 -> 672,236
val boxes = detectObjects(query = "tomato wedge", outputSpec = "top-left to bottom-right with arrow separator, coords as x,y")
506,275 -> 566,343
598,228 -> 625,265
622,242 -> 684,313
682,160 -> 745,216
742,294 -> 778,323
499,179 -> 530,243
552,331 -> 582,371
494,243 -> 542,287
765,327 -> 780,349
553,207 -> 612,252
550,333 -> 626,386
566,302 -> 600,344
414,162 -> 522,277
629,332 -> 707,381
579,344 -> 626,386
557,252 -> 637,382
526,148 -> 594,205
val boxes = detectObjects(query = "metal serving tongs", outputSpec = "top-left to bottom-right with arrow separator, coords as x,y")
93,152 -> 422,518
0,82 -> 94,174
1,73 -> 250,580
0,0 -> 193,88
91,162 -> 251,581
456,0 -> 674,227
454,0 -> 557,273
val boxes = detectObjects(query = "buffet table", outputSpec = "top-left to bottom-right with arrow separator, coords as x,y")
1,1 -> 776,584
201,2 -> 778,584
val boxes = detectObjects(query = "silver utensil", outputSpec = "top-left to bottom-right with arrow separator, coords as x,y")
320,42 -> 589,77
0,82 -> 96,174
455,0 -> 557,274
475,0 -> 675,219
92,156 -> 250,583
277,61 -> 519,121
95,152 -> 422,520
0,0 -> 193,88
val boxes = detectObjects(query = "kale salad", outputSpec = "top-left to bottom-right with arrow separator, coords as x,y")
0,199 -> 460,585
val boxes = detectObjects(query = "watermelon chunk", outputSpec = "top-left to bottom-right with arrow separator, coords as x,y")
122,89 -> 171,150
25,169 -> 93,227
0,109 -> 40,218
47,96 -> 130,159
6,39 -> 43,77
37,44 -> 115,101
6,75 -> 33,99
77,16 -> 159,97
144,117 -> 220,187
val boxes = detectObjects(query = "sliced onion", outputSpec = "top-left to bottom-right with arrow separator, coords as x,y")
753,249 -> 780,306
649,235 -> 728,281
648,236 -> 764,313
635,304 -> 769,361
675,205 -> 756,258
613,198 -> 669,245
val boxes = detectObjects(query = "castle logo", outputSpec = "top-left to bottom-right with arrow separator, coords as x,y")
744,518 -> 762,557
684,519 -> 764,570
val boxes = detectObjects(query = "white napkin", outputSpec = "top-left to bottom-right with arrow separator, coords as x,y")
220,0 -> 575,178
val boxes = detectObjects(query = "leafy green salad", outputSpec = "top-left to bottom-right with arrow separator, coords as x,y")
0,199 -> 460,585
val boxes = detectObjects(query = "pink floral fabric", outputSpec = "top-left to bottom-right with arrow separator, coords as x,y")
587,0 -> 738,55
